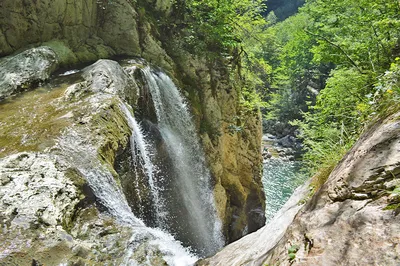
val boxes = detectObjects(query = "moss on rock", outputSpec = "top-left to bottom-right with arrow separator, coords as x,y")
0,84 -> 72,158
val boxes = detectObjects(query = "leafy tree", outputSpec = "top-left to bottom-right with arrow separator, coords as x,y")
263,12 -> 330,135
181,0 -> 276,113
305,0 -> 400,74
261,0 -> 400,187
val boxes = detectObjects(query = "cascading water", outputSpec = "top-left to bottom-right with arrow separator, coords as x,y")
58,106 -> 198,266
55,61 -> 224,265
131,67 -> 224,256
120,103 -> 166,224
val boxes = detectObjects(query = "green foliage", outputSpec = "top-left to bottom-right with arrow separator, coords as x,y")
181,0 -> 273,111
305,0 -> 400,73
367,59 -> 400,116
384,185 -> 400,211
288,245 -> 300,254
263,12 -> 329,134
240,85 -> 268,111
287,244 -> 299,261
261,0 -> 400,188
185,0 -> 267,53
391,187 -> 400,197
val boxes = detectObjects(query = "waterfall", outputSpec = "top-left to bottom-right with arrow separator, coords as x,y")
58,120 -> 198,266
58,128 -> 144,227
120,103 -> 165,223
137,67 -> 224,256
54,61 -> 224,264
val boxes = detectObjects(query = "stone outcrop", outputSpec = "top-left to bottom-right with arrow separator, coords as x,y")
263,112 -> 400,266
0,61 -> 133,264
0,0 -> 173,68
0,0 -> 98,56
0,47 -> 58,99
201,97 -> 265,242
203,111 -> 400,265
0,153 -> 137,265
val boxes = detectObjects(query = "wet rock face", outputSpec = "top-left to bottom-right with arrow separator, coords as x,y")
186,58 -> 266,243
0,47 -> 58,99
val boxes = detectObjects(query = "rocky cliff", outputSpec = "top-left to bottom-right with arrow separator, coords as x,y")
0,0 -> 265,261
201,111 -> 400,265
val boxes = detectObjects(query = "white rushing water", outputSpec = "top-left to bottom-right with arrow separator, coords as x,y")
120,103 -> 165,223
58,121 -> 198,266
57,64 -> 224,264
58,128 -> 143,227
140,67 -> 224,256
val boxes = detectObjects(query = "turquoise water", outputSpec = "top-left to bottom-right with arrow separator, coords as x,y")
262,158 -> 308,222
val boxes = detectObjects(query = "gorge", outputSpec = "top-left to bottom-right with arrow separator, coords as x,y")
1,0 -> 400,265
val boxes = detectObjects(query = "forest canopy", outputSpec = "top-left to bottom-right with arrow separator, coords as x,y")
261,0 -> 400,186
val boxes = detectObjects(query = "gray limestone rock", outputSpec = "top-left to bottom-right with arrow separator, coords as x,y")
0,153 -> 80,229
0,59 -> 170,265
65,59 -> 138,107
0,47 -> 58,99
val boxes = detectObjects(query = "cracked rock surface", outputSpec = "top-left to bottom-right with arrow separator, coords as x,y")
0,58 -> 167,265
263,112 -> 400,266
0,47 -> 58,99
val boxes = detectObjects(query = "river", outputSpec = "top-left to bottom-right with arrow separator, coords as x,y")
262,139 -> 308,222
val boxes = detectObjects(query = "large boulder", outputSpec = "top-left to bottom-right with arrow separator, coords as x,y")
263,112 -> 400,266
0,47 -> 58,99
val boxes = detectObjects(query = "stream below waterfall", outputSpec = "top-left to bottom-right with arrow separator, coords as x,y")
262,159 -> 307,222
261,137 -> 308,222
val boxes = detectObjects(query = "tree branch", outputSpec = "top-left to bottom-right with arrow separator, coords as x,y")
304,29 -> 364,74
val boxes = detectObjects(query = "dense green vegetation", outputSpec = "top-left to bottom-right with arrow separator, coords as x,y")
169,0 -> 400,188
262,0 -> 400,188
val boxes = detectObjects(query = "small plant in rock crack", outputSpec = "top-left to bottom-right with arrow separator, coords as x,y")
288,244 -> 300,262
